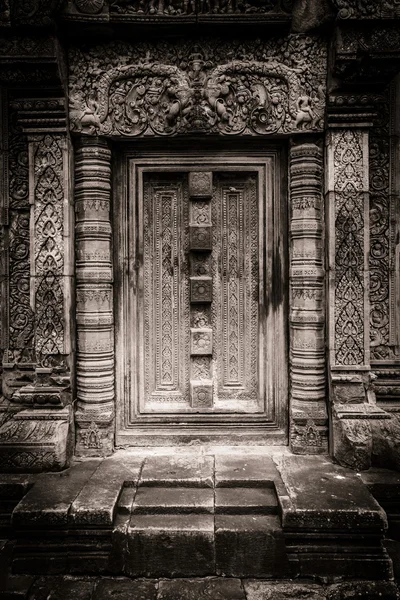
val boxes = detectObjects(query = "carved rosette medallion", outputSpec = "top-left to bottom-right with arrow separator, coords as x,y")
190,276 -> 213,303
69,37 -> 327,138
289,142 -> 327,454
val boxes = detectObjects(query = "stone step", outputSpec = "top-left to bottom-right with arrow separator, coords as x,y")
131,486 -> 215,514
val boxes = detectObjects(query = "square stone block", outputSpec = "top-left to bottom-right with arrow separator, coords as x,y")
190,225 -> 212,251
190,329 -> 213,355
190,380 -> 213,408
189,171 -> 213,198
215,515 -> 290,578
126,514 -> 215,577
190,277 -> 212,303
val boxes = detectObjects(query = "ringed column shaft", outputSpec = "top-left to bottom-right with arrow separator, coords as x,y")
289,142 -> 328,453
75,137 -> 114,456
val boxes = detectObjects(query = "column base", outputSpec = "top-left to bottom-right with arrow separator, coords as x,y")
75,410 -> 114,458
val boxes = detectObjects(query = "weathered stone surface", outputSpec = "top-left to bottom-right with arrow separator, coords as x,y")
0,573 -> 35,599
28,577 -> 95,600
215,456 -> 277,488
326,580 -> 399,600
244,580 -> 327,600
126,514 -> 215,577
215,515 -> 289,578
94,577 -> 158,600
278,456 -> 387,531
117,487 -> 136,515
158,578 -> 246,599
0,408 -> 72,473
12,460 -> 101,528
69,455 -> 143,526
371,417 -> 400,471
132,487 -> 214,514
332,411 -> 373,471
384,539 -> 400,579
140,456 -> 214,488
215,488 -> 278,514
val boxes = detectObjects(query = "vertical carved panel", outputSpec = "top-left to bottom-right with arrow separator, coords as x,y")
75,137 -> 114,455
6,114 -> 34,364
32,135 -> 65,359
289,142 -> 327,454
369,89 -> 399,362
213,176 -> 259,404
143,176 -> 189,406
328,130 -> 370,369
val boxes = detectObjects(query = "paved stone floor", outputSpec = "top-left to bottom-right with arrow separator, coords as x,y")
0,572 -> 400,599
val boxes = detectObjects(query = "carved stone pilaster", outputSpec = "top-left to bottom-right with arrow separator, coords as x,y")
289,141 -> 328,454
326,127 -> 400,470
0,105 -> 74,470
74,136 -> 114,456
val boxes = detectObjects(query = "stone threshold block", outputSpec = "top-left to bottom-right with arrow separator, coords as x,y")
0,407 -> 72,472
215,514 -> 290,578
215,456 -> 279,488
125,514 -> 215,577
277,455 -> 394,581
139,455 -> 214,488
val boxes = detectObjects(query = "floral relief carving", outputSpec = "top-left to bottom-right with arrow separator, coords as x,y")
333,130 -> 365,366
69,37 -> 326,138
33,135 -> 65,357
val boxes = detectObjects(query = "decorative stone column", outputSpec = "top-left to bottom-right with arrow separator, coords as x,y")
74,136 -> 114,456
289,141 -> 328,454
326,128 -> 400,470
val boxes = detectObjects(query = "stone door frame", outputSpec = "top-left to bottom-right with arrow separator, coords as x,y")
74,135 -> 328,455
113,140 -> 289,446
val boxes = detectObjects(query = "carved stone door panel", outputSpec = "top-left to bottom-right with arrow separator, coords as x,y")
141,171 -> 261,415
115,151 -> 288,445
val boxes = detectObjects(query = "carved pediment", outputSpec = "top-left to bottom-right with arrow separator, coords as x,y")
69,38 -> 327,137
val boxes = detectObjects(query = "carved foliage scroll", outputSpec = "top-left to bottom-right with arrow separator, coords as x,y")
69,37 -> 327,138
329,129 -> 369,368
7,116 -> 34,361
369,90 -> 398,362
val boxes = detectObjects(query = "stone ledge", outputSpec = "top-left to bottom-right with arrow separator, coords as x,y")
0,407 -> 73,473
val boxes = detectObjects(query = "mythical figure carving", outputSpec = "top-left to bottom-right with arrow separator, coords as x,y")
69,38 -> 326,137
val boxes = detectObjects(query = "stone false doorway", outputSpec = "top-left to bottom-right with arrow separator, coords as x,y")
114,144 -> 288,446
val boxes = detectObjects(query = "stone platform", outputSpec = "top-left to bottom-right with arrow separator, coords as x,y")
0,449 -> 399,598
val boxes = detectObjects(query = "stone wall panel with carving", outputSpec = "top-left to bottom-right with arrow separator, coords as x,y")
69,36 -> 327,138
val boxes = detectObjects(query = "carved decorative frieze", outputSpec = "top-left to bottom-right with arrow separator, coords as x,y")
109,0 -> 291,16
289,141 -> 327,454
327,130 -> 369,368
75,137 -> 114,456
69,37 -> 327,138
333,0 -> 400,19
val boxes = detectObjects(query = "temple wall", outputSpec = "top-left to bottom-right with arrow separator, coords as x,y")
0,0 -> 399,471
